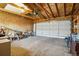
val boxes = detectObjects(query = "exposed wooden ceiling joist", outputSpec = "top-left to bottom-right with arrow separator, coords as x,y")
24,3 -> 35,10
39,4 -> 51,16
42,4 -> 53,17
38,4 -> 51,18
24,3 -> 79,20
33,3 -> 48,19
74,8 -> 79,15
32,4 -> 47,19
39,13 -> 47,19
0,3 -> 7,8
64,3 -> 66,16
35,3 -> 51,15
71,3 -> 76,20
55,3 -> 60,17
72,3 -> 76,15
32,3 -> 47,19
0,3 -> 78,20
0,8 -> 35,20
23,3 -> 46,19
67,3 -> 76,16
73,4 -> 79,15
34,15 -> 72,23
47,3 -> 55,18
9,3 -> 24,9
9,3 -> 32,14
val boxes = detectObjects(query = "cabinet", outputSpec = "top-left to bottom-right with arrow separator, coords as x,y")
0,39 -> 10,56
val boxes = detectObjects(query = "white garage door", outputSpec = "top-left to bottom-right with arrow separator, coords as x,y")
36,22 -> 50,37
34,20 -> 71,38
49,21 -> 58,37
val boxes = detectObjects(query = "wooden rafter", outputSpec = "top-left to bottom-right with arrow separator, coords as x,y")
73,4 -> 79,15
38,4 -> 50,18
0,3 -> 7,8
24,3 -> 35,10
24,3 -> 47,19
72,3 -> 76,15
9,3 -> 32,14
47,3 -> 55,18
64,3 -> 66,16
73,8 -> 79,15
40,13 -> 47,19
9,3 -> 24,9
33,3 -> 47,19
39,3 -> 51,16
0,8 -> 34,20
36,4 -> 51,15
67,3 -> 76,16
34,3 -> 50,18
55,3 -> 60,17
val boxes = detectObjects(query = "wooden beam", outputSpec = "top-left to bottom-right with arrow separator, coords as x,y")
24,3 -> 35,10
45,10 -> 50,18
73,8 -> 79,15
33,4 -> 43,11
34,15 -> 72,23
73,4 -> 79,15
72,4 -> 76,15
35,4 -> 50,14
36,3 -> 51,16
64,3 -> 66,16
67,3 -> 76,16
71,16 -> 74,33
32,3 -> 48,19
69,4 -> 75,33
0,8 -> 35,20
24,3 -> 47,19
47,3 -> 55,17
9,3 -> 32,14
33,4 -> 47,19
39,12 -> 47,19
9,3 -> 27,10
55,3 -> 60,17
0,3 -> 7,8
38,4 -> 50,18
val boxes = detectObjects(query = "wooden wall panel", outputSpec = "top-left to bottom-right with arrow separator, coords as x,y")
34,16 -> 71,23
0,11 -> 33,32
73,15 -> 79,33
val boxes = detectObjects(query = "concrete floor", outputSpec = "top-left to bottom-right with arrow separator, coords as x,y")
11,36 -> 71,56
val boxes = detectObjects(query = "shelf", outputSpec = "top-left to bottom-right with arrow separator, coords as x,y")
0,39 -> 10,43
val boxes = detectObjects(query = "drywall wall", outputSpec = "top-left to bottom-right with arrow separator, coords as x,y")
0,10 -> 33,32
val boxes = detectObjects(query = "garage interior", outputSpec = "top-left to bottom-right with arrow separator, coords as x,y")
0,3 -> 79,56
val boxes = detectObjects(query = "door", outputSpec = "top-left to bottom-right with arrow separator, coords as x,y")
34,20 -> 71,38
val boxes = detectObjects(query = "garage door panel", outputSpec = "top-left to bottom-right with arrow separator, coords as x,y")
35,20 -> 71,38
58,20 -> 71,37
49,21 -> 58,37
